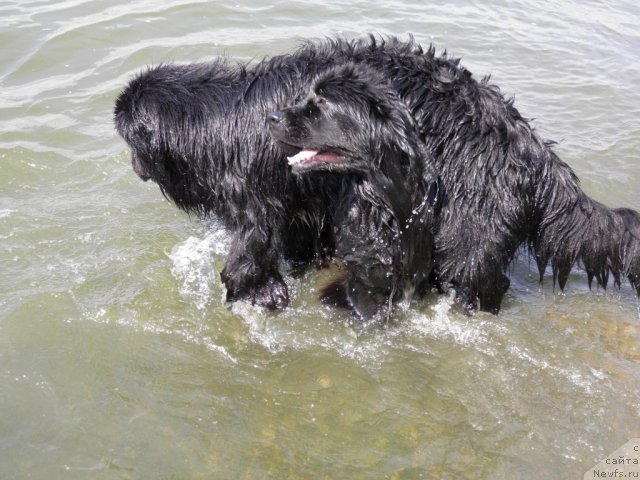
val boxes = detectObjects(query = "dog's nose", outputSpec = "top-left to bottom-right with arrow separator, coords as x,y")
266,111 -> 283,124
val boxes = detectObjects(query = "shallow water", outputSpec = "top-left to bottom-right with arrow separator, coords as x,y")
1,1 -> 640,478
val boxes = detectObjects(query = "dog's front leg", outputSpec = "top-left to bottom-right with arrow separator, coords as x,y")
220,224 -> 289,310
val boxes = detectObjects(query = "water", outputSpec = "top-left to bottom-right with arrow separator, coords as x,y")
1,1 -> 639,478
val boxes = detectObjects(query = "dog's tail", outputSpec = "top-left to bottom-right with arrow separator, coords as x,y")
614,207 -> 640,295
532,153 -> 640,295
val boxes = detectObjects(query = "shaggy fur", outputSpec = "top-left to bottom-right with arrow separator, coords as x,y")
114,35 -> 640,314
373,42 -> 640,312
268,63 -> 441,318
114,56 -> 340,309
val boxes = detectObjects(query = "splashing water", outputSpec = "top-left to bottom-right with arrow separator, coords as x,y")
168,224 -> 230,310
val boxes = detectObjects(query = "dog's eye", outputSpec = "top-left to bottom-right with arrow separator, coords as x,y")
316,97 -> 328,106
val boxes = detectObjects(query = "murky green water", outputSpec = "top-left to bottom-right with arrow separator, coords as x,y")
1,1 -> 640,478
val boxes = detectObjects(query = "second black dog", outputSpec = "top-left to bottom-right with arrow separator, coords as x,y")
268,63 -> 441,319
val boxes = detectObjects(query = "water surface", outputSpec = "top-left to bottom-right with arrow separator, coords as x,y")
1,1 -> 640,478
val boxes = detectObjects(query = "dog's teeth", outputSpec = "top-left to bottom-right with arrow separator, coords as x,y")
287,149 -> 317,165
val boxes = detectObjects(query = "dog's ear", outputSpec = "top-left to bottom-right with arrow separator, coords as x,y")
369,93 -> 416,159
383,94 -> 427,160
402,130 -> 444,216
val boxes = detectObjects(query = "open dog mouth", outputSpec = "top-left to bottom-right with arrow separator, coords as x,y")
286,148 -> 347,167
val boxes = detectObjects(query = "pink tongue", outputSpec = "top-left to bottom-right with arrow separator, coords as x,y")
287,149 -> 318,166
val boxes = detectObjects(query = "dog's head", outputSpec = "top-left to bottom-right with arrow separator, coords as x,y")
267,63 -> 423,177
114,65 -> 181,185
114,62 -> 235,213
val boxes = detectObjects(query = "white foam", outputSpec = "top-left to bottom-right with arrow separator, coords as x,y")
0,209 -> 14,219
169,229 -> 228,309
407,295 -> 488,347
507,344 -> 602,394
230,299 -> 392,366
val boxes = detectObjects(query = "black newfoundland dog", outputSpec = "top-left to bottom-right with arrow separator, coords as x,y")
114,36 -> 640,314
267,63 -> 441,318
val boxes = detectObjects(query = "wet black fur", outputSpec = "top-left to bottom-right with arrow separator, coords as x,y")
114,56 -> 341,309
379,44 -> 640,312
114,35 -> 640,313
268,63 -> 441,318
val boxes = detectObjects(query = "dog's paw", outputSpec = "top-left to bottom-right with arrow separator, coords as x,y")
223,272 -> 289,310
248,275 -> 290,310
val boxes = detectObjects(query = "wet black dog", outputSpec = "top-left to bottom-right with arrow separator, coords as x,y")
114,56 -> 340,310
114,36 -> 640,314
398,52 -> 640,312
268,64 -> 441,318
